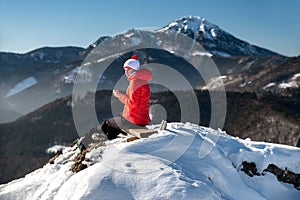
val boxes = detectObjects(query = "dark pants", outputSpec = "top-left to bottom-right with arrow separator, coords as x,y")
80,116 -> 145,148
101,116 -> 145,140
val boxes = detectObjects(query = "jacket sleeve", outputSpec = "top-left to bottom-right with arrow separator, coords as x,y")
118,92 -> 128,105
119,81 -> 142,107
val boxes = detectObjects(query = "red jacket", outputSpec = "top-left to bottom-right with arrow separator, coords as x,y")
118,68 -> 152,125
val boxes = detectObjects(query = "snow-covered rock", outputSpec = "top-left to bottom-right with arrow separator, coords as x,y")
0,122 -> 299,200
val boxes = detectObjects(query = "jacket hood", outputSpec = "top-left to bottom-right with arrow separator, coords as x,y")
128,68 -> 152,81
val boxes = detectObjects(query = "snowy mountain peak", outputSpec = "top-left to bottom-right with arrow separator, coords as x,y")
161,16 -> 281,57
163,16 -> 218,41
1,123 -> 299,200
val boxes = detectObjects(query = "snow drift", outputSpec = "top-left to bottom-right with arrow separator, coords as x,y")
0,122 -> 299,200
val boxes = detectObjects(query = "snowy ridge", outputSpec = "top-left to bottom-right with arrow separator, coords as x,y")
61,66 -> 93,84
262,72 -> 300,93
0,122 -> 299,200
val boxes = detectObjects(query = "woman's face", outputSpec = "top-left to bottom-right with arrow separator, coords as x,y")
124,67 -> 135,77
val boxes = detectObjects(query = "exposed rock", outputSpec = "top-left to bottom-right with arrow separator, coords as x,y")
263,164 -> 300,190
240,161 -> 300,190
70,149 -> 88,173
240,161 -> 260,177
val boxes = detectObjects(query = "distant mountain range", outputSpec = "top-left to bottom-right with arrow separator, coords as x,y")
0,16 -> 290,123
0,46 -> 85,122
0,15 -> 299,184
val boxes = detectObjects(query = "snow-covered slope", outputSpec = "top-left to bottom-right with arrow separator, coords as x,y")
5,77 -> 38,98
262,73 -> 300,91
0,122 -> 299,200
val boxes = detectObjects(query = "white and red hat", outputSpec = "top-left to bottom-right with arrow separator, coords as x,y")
123,55 -> 140,71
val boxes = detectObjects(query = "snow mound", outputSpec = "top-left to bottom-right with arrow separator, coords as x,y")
0,122 -> 299,200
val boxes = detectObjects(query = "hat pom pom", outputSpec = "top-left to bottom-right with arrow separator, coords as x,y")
131,54 -> 139,60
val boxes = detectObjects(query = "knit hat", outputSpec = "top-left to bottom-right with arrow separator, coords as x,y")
123,55 -> 140,71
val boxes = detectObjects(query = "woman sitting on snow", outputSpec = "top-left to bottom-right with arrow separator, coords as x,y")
78,55 -> 152,150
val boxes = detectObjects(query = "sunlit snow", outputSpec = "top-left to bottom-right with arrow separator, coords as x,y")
1,122 -> 299,200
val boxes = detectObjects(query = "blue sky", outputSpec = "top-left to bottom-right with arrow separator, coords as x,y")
1,0 -> 299,56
